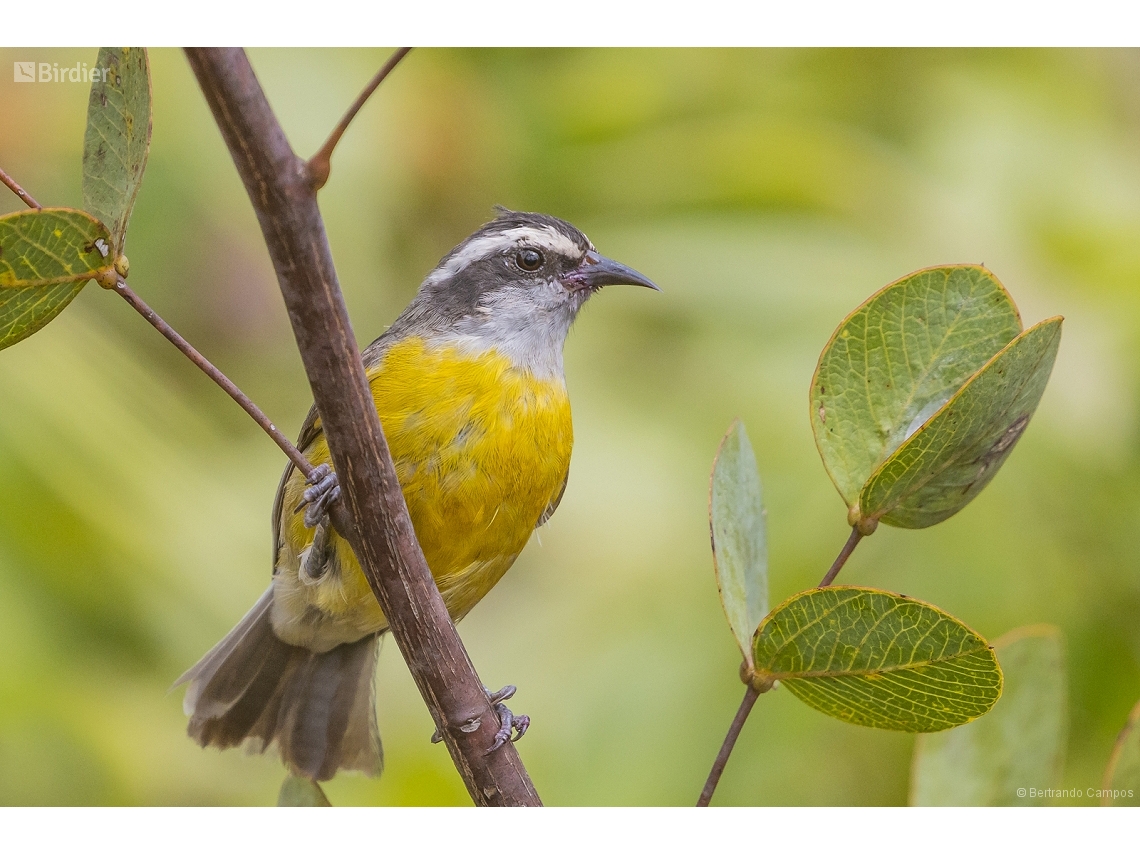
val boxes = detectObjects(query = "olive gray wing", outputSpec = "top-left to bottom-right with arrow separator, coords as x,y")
271,403 -> 323,573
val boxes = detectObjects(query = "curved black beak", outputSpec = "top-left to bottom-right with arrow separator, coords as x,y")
568,250 -> 661,292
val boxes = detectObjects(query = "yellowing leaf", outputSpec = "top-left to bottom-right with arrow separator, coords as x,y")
0,208 -> 115,351
0,284 -> 87,352
910,624 -> 1067,805
751,586 -> 1002,732
0,208 -> 113,290
710,419 -> 768,668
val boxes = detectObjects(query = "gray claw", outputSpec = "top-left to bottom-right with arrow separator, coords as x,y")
485,685 -> 529,755
488,685 -> 516,705
295,464 -> 341,528
428,686 -> 530,751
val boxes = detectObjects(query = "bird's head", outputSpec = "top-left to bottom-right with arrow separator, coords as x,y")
391,209 -> 658,376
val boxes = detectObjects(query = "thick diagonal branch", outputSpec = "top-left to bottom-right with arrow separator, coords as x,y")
184,47 -> 540,807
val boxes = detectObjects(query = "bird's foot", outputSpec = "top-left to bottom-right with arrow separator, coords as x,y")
427,685 -> 530,752
295,463 -> 341,528
299,520 -> 331,584
485,684 -> 529,754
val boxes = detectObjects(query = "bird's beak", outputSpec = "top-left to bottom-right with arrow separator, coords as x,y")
567,250 -> 661,292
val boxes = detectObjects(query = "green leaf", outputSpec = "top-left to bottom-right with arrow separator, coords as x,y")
277,774 -> 332,807
0,208 -> 114,289
710,419 -> 768,668
83,47 -> 151,254
0,284 -> 87,352
910,624 -> 1067,806
811,265 -> 1022,524
1102,699 -> 1140,806
751,586 -> 1002,732
0,208 -> 115,351
860,317 -> 1063,528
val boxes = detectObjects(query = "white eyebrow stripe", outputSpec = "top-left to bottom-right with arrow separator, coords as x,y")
424,225 -> 589,285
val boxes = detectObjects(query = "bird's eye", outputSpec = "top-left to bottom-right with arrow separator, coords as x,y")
516,249 -> 543,272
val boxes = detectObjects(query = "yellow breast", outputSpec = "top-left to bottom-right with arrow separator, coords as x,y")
277,336 -> 573,637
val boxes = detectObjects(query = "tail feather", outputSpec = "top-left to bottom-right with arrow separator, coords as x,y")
339,639 -> 383,774
276,638 -> 381,781
176,588 -> 277,720
176,587 -> 383,781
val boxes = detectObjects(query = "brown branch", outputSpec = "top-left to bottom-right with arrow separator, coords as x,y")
0,164 -> 42,210
307,47 -> 412,191
184,47 -> 541,807
112,277 -> 313,477
818,526 -> 864,587
697,685 -> 760,806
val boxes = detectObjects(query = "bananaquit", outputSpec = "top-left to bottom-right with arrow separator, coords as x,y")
176,209 -> 658,781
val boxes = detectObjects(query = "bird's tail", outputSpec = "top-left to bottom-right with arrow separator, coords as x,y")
175,587 -> 382,782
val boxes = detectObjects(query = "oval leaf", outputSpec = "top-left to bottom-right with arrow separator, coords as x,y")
0,208 -> 113,351
751,586 -> 1002,732
1102,699 -> 1140,806
0,208 -> 113,289
811,266 -> 1022,516
710,419 -> 768,667
83,47 -> 152,253
910,624 -> 1067,805
277,774 -> 332,807
0,283 -> 87,352
860,317 -> 1062,528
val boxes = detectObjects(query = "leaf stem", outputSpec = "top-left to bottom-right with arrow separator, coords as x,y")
112,276 -> 313,477
818,526 -> 863,587
307,47 -> 413,191
0,165 -> 42,209
697,684 -> 760,807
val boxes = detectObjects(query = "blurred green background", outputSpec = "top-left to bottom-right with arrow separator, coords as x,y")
0,48 -> 1138,806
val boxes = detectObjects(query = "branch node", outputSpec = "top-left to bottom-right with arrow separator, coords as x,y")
306,47 -> 412,192
459,717 -> 483,734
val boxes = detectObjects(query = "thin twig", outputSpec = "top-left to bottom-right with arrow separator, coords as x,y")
818,526 -> 864,587
697,685 -> 760,806
0,165 -> 42,209
0,165 -> 313,477
699,525 -> 867,804
2,164 -> 311,474
112,277 -> 313,477
185,47 -> 541,807
307,47 -> 412,191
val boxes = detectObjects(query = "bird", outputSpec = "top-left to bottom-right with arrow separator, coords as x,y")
175,209 -> 658,781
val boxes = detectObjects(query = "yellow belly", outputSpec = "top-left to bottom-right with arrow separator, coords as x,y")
276,336 -> 573,642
